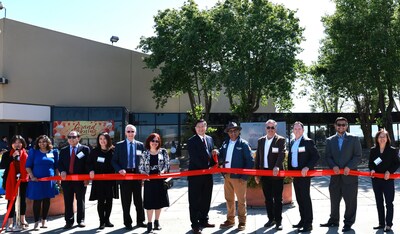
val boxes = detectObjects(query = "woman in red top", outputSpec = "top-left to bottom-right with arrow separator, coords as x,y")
0,135 -> 29,231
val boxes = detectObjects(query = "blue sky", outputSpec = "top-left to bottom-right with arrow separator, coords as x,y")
0,0 -> 335,111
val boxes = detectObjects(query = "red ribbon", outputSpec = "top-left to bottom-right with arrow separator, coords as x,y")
2,168 -> 396,231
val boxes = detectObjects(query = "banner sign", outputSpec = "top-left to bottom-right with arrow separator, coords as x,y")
53,121 -> 115,139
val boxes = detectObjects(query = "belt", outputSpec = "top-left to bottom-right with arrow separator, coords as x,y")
126,168 -> 136,173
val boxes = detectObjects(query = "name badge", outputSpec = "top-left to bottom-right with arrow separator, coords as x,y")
46,153 -> 54,158
97,157 -> 105,163
76,151 -> 85,159
136,150 -> 142,156
272,147 -> 279,153
298,146 -> 306,153
374,157 -> 382,165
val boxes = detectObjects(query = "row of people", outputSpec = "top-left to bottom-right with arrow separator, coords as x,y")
1,117 -> 399,233
189,117 -> 399,234
0,127 -> 170,233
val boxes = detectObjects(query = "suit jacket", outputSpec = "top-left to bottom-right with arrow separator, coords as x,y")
325,133 -> 361,183
111,139 -> 145,173
254,134 -> 286,170
288,136 -> 320,170
218,136 -> 254,180
58,144 -> 90,174
368,146 -> 400,174
188,134 -> 216,170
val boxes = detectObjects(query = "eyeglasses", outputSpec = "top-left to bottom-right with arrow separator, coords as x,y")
67,136 -> 78,139
151,140 -> 159,143
228,129 -> 238,133
378,136 -> 387,139
336,124 -> 347,127
126,131 -> 135,133
266,126 -> 275,130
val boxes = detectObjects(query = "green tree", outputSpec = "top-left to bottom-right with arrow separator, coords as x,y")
314,0 -> 400,146
212,0 -> 304,121
138,0 -> 221,121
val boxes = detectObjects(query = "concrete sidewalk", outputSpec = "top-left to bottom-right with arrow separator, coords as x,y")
1,174 -> 400,233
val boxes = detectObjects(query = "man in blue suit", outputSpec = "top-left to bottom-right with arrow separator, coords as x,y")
320,117 -> 361,232
111,124 -> 146,230
218,122 -> 253,231
288,121 -> 320,232
187,119 -> 216,234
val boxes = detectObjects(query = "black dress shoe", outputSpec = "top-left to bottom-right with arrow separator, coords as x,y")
320,222 -> 339,227
275,223 -> 283,230
384,226 -> 392,232
373,225 -> 384,229
136,222 -> 147,228
292,223 -> 303,228
342,225 -> 351,232
105,221 -> 114,227
192,227 -> 202,234
298,226 -> 313,232
264,220 -> 276,227
125,225 -> 134,230
99,224 -> 105,229
201,223 -> 215,228
63,223 -> 73,229
78,222 -> 86,228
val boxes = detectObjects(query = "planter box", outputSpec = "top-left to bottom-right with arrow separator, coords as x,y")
25,194 -> 76,217
246,182 -> 293,208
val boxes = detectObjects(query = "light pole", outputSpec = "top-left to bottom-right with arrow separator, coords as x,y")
110,36 -> 119,45
0,2 -> 6,18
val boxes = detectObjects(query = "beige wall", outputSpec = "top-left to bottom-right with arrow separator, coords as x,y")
0,19 -> 275,114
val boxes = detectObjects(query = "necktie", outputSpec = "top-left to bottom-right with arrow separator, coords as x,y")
128,142 -> 134,168
69,147 -> 75,174
202,138 -> 207,149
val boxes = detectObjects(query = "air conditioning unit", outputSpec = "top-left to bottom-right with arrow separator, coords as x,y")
0,77 -> 8,84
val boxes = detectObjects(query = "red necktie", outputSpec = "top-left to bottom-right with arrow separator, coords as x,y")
69,147 -> 75,174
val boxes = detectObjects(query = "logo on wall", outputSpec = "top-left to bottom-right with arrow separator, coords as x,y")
53,121 -> 115,139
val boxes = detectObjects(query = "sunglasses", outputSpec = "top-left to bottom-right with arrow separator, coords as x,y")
67,136 -> 78,139
336,124 -> 347,127
151,140 -> 159,143
126,131 -> 135,133
266,126 -> 275,130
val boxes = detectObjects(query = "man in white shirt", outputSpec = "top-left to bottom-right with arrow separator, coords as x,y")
218,122 -> 253,231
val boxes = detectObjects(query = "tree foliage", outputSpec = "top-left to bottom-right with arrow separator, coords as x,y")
313,0 -> 400,147
139,0 -> 303,122
138,0 -> 221,121
213,0 -> 303,121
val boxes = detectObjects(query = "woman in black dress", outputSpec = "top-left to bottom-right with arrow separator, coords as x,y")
369,129 -> 400,232
139,133 -> 170,233
88,132 -> 118,229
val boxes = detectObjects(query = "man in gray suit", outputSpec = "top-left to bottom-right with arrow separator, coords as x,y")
320,117 -> 361,232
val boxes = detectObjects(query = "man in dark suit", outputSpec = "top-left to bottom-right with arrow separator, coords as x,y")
320,117 -> 361,232
111,124 -> 146,230
288,121 -> 320,232
58,130 -> 90,229
254,119 -> 286,231
218,122 -> 253,231
188,119 -> 217,234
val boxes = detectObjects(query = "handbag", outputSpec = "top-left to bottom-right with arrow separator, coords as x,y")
163,177 -> 173,190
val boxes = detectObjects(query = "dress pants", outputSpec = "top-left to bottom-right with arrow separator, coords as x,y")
328,175 -> 358,226
372,178 -> 394,227
261,176 -> 284,224
120,180 -> 145,226
224,174 -> 247,223
293,177 -> 313,227
188,174 -> 213,229
7,182 -> 27,217
62,181 -> 86,224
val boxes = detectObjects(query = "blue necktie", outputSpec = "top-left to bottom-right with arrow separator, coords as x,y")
128,142 -> 134,168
